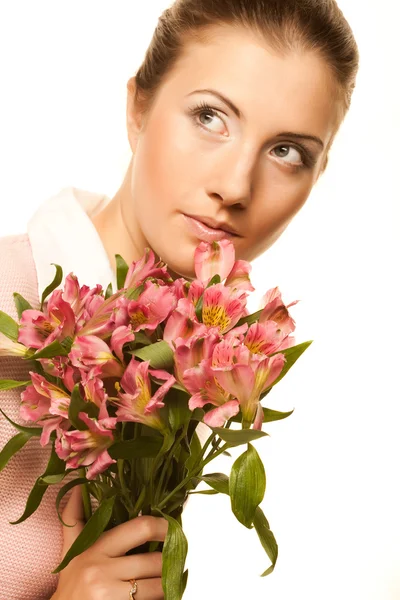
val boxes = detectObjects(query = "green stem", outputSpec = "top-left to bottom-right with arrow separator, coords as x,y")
79,467 -> 92,521
131,486 -> 146,518
155,442 -> 230,512
154,428 -> 187,506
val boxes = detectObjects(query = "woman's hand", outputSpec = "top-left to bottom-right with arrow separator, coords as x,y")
51,485 -> 167,599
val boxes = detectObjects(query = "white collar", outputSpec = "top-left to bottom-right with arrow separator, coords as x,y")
27,186 -> 118,300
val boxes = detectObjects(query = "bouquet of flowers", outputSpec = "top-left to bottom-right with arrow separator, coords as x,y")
0,238 -> 310,599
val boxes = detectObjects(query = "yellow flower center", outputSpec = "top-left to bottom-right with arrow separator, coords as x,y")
203,305 -> 230,331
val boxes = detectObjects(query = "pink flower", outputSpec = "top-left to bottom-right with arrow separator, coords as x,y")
173,327 -> 221,387
211,340 -> 286,427
259,286 -> 299,335
20,372 -> 71,446
18,289 -> 76,350
244,321 -> 292,356
163,298 -> 207,348
202,283 -> 248,333
38,356 -> 80,392
124,248 -> 172,289
112,359 -> 175,431
225,259 -> 255,292
110,325 -> 136,363
183,358 -> 240,427
194,240 -> 235,284
126,281 -> 177,333
70,335 -> 124,378
55,412 -> 117,479
77,291 -> 129,338
194,239 -> 255,291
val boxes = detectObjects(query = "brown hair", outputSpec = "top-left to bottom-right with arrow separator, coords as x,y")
133,0 -> 360,172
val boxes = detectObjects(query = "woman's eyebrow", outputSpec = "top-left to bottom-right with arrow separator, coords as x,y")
186,88 -> 325,150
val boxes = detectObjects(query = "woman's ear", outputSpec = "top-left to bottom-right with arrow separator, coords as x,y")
126,76 -> 145,153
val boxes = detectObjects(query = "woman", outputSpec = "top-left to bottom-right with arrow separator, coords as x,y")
0,0 -> 359,598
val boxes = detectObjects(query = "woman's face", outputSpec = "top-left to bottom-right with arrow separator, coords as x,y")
124,25 -> 339,279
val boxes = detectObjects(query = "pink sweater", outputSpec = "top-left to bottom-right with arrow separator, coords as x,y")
0,233 -> 69,599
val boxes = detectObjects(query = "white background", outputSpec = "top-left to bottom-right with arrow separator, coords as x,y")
0,1 -> 399,599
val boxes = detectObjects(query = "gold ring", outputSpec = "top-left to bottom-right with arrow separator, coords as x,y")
129,578 -> 138,600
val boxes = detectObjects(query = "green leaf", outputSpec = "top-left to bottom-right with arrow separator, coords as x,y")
115,254 -> 129,290
0,408 -> 42,436
132,340 -> 174,370
0,431 -> 31,472
188,488 -> 219,495
13,293 -> 33,319
10,441 -> 65,524
206,274 -> 221,287
0,379 -> 31,391
166,389 -> 192,433
181,568 -> 189,597
229,407 -> 294,424
194,294 -> 204,322
108,435 -> 164,460
199,472 -> 229,495
185,431 -> 202,474
210,426 -> 268,447
68,383 -> 98,430
236,309 -> 263,328
254,505 -> 278,576
229,444 -> 266,528
52,495 -> 116,573
125,282 -> 145,301
132,331 -> 152,347
55,477 -> 89,526
154,509 -> 188,600
261,407 -> 294,422
105,282 -> 113,300
0,310 -> 19,342
265,341 -> 313,391
27,339 -> 69,360
40,263 -> 63,310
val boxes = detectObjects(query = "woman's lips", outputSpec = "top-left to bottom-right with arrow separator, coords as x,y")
182,214 -> 235,243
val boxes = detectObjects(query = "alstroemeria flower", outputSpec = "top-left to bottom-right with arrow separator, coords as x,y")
110,325 -> 135,363
20,372 -> 71,446
62,273 -> 104,329
183,358 -> 240,427
124,248 -> 172,289
18,289 -> 76,350
70,335 -> 124,377
194,239 -> 235,284
163,298 -> 207,348
55,412 -> 117,479
211,340 -> 286,427
244,321 -> 293,356
112,359 -> 175,431
77,291 -> 128,338
127,281 -> 177,333
38,356 -> 80,393
259,286 -> 299,335
0,332 -> 30,357
201,283 -> 248,334
224,259 -> 255,292
173,327 -> 221,387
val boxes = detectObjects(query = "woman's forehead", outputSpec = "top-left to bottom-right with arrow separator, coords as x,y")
159,29 -> 338,145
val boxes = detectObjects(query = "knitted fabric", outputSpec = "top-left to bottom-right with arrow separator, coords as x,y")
0,233 -> 67,599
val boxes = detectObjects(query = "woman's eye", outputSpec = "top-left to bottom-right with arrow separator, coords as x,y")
272,145 -> 304,167
189,103 -> 226,134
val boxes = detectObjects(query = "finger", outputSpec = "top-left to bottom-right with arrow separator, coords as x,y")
106,552 -> 162,581
61,485 -> 86,554
96,515 -> 168,557
117,577 -> 164,600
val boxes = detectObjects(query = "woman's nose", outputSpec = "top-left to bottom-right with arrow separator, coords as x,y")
205,150 -> 257,209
